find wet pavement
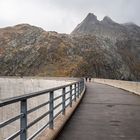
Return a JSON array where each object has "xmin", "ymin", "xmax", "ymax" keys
[{"xmin": 56, "ymin": 83, "xmax": 140, "ymax": 140}]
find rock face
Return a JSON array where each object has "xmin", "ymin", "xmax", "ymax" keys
[
  {"xmin": 71, "ymin": 13, "xmax": 140, "ymax": 41},
  {"xmin": 0, "ymin": 13, "xmax": 140, "ymax": 81},
  {"xmin": 71, "ymin": 13, "xmax": 140, "ymax": 80}
]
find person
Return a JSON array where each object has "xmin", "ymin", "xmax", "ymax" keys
[
  {"xmin": 89, "ymin": 77, "xmax": 91, "ymax": 82},
  {"xmin": 85, "ymin": 77, "xmax": 88, "ymax": 82}
]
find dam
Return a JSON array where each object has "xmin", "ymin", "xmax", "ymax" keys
[{"xmin": 0, "ymin": 77, "xmax": 140, "ymax": 140}]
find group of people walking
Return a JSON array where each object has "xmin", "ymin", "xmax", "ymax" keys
[{"xmin": 85, "ymin": 77, "xmax": 92, "ymax": 82}]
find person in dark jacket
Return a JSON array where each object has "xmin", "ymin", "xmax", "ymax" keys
[
  {"xmin": 89, "ymin": 77, "xmax": 92, "ymax": 82},
  {"xmin": 85, "ymin": 77, "xmax": 88, "ymax": 82}
]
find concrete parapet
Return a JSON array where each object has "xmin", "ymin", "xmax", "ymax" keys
[{"xmin": 94, "ymin": 78, "xmax": 140, "ymax": 95}]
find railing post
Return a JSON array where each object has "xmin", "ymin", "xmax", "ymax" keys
[
  {"xmin": 79, "ymin": 81, "xmax": 82, "ymax": 95},
  {"xmin": 74, "ymin": 83, "xmax": 76, "ymax": 102},
  {"xmin": 77, "ymin": 82, "xmax": 80, "ymax": 98},
  {"xmin": 20, "ymin": 99, "xmax": 27, "ymax": 140},
  {"xmin": 80, "ymin": 80, "xmax": 83, "ymax": 93},
  {"xmin": 70, "ymin": 85, "xmax": 72, "ymax": 107},
  {"xmin": 62, "ymin": 87, "xmax": 66, "ymax": 115},
  {"xmin": 49, "ymin": 91, "xmax": 54, "ymax": 129},
  {"xmin": 81, "ymin": 80, "xmax": 83, "ymax": 91},
  {"xmin": 83, "ymin": 80, "xmax": 85, "ymax": 90}
]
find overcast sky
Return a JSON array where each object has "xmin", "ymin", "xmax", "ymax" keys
[{"xmin": 0, "ymin": 0, "xmax": 140, "ymax": 33}]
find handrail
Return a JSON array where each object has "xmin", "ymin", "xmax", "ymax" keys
[
  {"xmin": 0, "ymin": 80, "xmax": 79, "ymax": 107},
  {"xmin": 0, "ymin": 78, "xmax": 85, "ymax": 140}
]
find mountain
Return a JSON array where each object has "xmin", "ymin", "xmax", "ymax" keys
[
  {"xmin": 0, "ymin": 13, "xmax": 140, "ymax": 80},
  {"xmin": 71, "ymin": 13, "xmax": 140, "ymax": 80},
  {"xmin": 0, "ymin": 24, "xmax": 80, "ymax": 76},
  {"xmin": 71, "ymin": 13, "xmax": 140, "ymax": 41}
]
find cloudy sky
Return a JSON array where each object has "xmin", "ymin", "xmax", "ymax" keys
[{"xmin": 0, "ymin": 0, "xmax": 139, "ymax": 33}]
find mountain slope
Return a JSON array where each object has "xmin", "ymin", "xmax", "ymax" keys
[
  {"xmin": 0, "ymin": 24, "xmax": 81, "ymax": 76},
  {"xmin": 0, "ymin": 13, "xmax": 140, "ymax": 80},
  {"xmin": 71, "ymin": 13, "xmax": 140, "ymax": 80}
]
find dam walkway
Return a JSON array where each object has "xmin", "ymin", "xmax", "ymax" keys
[{"xmin": 56, "ymin": 82, "xmax": 140, "ymax": 140}]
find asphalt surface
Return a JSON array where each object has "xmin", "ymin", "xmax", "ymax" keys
[{"xmin": 56, "ymin": 82, "xmax": 140, "ymax": 140}]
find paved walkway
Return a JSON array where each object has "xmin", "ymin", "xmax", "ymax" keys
[{"xmin": 56, "ymin": 83, "xmax": 140, "ymax": 140}]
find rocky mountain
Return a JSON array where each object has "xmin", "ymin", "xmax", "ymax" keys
[
  {"xmin": 71, "ymin": 13, "xmax": 140, "ymax": 80},
  {"xmin": 0, "ymin": 24, "xmax": 79, "ymax": 76},
  {"xmin": 71, "ymin": 13, "xmax": 140, "ymax": 41},
  {"xmin": 0, "ymin": 13, "xmax": 140, "ymax": 80}
]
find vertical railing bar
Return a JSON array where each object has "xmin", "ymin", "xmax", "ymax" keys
[
  {"xmin": 74, "ymin": 83, "xmax": 76, "ymax": 102},
  {"xmin": 49, "ymin": 91, "xmax": 54, "ymax": 129},
  {"xmin": 79, "ymin": 82, "xmax": 81, "ymax": 95},
  {"xmin": 79, "ymin": 82, "xmax": 80, "ymax": 96},
  {"xmin": 76, "ymin": 83, "xmax": 77, "ymax": 98},
  {"xmin": 83, "ymin": 79, "xmax": 85, "ymax": 90},
  {"xmin": 77, "ymin": 82, "xmax": 80, "ymax": 98},
  {"xmin": 82, "ymin": 80, "xmax": 83, "ymax": 92},
  {"xmin": 70, "ymin": 85, "xmax": 72, "ymax": 107},
  {"xmin": 81, "ymin": 80, "xmax": 83, "ymax": 94},
  {"xmin": 62, "ymin": 87, "xmax": 66, "ymax": 115},
  {"xmin": 20, "ymin": 99, "xmax": 27, "ymax": 140}
]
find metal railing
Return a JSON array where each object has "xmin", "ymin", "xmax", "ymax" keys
[{"xmin": 0, "ymin": 78, "xmax": 85, "ymax": 140}]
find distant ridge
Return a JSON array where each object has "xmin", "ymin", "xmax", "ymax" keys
[{"xmin": 71, "ymin": 13, "xmax": 140, "ymax": 41}]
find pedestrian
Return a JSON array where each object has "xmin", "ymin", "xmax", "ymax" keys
[
  {"xmin": 89, "ymin": 77, "xmax": 91, "ymax": 82},
  {"xmin": 85, "ymin": 77, "xmax": 88, "ymax": 82}
]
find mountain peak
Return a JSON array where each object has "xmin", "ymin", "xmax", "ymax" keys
[
  {"xmin": 86, "ymin": 13, "xmax": 97, "ymax": 19},
  {"xmin": 83, "ymin": 13, "xmax": 99, "ymax": 24},
  {"xmin": 102, "ymin": 16, "xmax": 115, "ymax": 24}
]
